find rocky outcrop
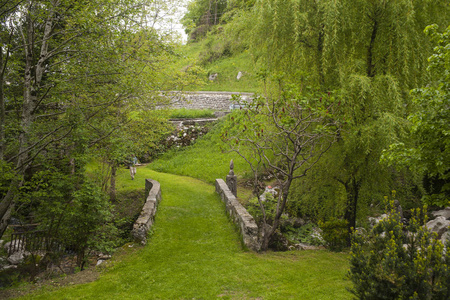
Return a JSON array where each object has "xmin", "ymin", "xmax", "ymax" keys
[
  {"xmin": 426, "ymin": 216, "xmax": 450, "ymax": 239},
  {"xmin": 432, "ymin": 207, "xmax": 450, "ymax": 220},
  {"xmin": 131, "ymin": 179, "xmax": 162, "ymax": 245},
  {"xmin": 215, "ymin": 179, "xmax": 260, "ymax": 251}
]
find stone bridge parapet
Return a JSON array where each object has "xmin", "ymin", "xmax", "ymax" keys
[
  {"xmin": 131, "ymin": 179, "xmax": 162, "ymax": 245},
  {"xmin": 215, "ymin": 179, "xmax": 260, "ymax": 251}
]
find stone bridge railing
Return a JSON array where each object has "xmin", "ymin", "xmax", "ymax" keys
[
  {"xmin": 131, "ymin": 179, "xmax": 162, "ymax": 245},
  {"xmin": 215, "ymin": 179, "xmax": 260, "ymax": 251},
  {"xmin": 215, "ymin": 162, "xmax": 260, "ymax": 251}
]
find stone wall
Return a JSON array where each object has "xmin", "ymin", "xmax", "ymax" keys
[
  {"xmin": 215, "ymin": 179, "xmax": 260, "ymax": 251},
  {"xmin": 164, "ymin": 91, "xmax": 254, "ymax": 111},
  {"xmin": 131, "ymin": 179, "xmax": 162, "ymax": 245}
]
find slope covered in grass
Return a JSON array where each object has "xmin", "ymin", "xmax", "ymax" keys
[
  {"xmin": 150, "ymin": 116, "xmax": 251, "ymax": 184},
  {"xmin": 20, "ymin": 168, "xmax": 351, "ymax": 299},
  {"xmin": 171, "ymin": 38, "xmax": 261, "ymax": 93}
]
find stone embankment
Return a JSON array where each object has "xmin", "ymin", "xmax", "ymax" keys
[
  {"xmin": 163, "ymin": 91, "xmax": 254, "ymax": 112},
  {"xmin": 131, "ymin": 179, "xmax": 162, "ymax": 245}
]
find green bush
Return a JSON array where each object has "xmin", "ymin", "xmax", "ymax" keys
[
  {"xmin": 349, "ymin": 201, "xmax": 450, "ymax": 299},
  {"xmin": 246, "ymin": 193, "xmax": 278, "ymax": 225},
  {"xmin": 318, "ymin": 219, "xmax": 348, "ymax": 251}
]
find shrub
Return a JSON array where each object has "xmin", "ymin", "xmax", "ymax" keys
[
  {"xmin": 318, "ymin": 219, "xmax": 348, "ymax": 251},
  {"xmin": 348, "ymin": 201, "xmax": 450, "ymax": 299}
]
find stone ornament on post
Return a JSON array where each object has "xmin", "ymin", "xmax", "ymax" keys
[{"xmin": 226, "ymin": 159, "xmax": 237, "ymax": 197}]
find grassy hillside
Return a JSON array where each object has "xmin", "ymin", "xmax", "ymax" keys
[
  {"xmin": 172, "ymin": 37, "xmax": 261, "ymax": 93},
  {"xmin": 150, "ymin": 116, "xmax": 251, "ymax": 185}
]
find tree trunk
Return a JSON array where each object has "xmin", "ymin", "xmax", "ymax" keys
[
  {"xmin": 367, "ymin": 17, "xmax": 378, "ymax": 78},
  {"xmin": 109, "ymin": 162, "xmax": 117, "ymax": 202},
  {"xmin": 343, "ymin": 176, "xmax": 361, "ymax": 245},
  {"xmin": 0, "ymin": 45, "xmax": 5, "ymax": 160},
  {"xmin": 0, "ymin": 3, "xmax": 56, "ymax": 239}
]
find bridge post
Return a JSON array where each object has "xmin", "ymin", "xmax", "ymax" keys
[{"xmin": 226, "ymin": 160, "xmax": 237, "ymax": 197}]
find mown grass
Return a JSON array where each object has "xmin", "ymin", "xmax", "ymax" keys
[
  {"xmin": 18, "ymin": 167, "xmax": 351, "ymax": 299},
  {"xmin": 167, "ymin": 108, "xmax": 216, "ymax": 119},
  {"xmin": 150, "ymin": 117, "xmax": 251, "ymax": 185}
]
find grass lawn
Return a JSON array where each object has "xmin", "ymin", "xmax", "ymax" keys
[
  {"xmin": 150, "ymin": 118, "xmax": 251, "ymax": 185},
  {"xmin": 17, "ymin": 166, "xmax": 351, "ymax": 299}
]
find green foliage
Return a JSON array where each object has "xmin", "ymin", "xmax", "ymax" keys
[
  {"xmin": 246, "ymin": 193, "xmax": 277, "ymax": 225},
  {"xmin": 181, "ymin": 0, "xmax": 228, "ymax": 40},
  {"xmin": 229, "ymin": 0, "xmax": 450, "ymax": 235},
  {"xmin": 283, "ymin": 223, "xmax": 325, "ymax": 246},
  {"xmin": 349, "ymin": 201, "xmax": 450, "ymax": 299},
  {"xmin": 0, "ymin": 161, "xmax": 17, "ymax": 197},
  {"xmin": 383, "ymin": 25, "xmax": 450, "ymax": 207},
  {"xmin": 68, "ymin": 181, "xmax": 116, "ymax": 251},
  {"xmin": 16, "ymin": 169, "xmax": 119, "ymax": 268},
  {"xmin": 318, "ymin": 219, "xmax": 348, "ymax": 252}
]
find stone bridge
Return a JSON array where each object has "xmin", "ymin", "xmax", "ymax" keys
[{"xmin": 162, "ymin": 91, "xmax": 254, "ymax": 111}]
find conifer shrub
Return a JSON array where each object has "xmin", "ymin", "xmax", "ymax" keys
[{"xmin": 348, "ymin": 200, "xmax": 450, "ymax": 299}]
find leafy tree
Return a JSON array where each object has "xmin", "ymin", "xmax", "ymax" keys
[
  {"xmin": 228, "ymin": 0, "xmax": 450, "ymax": 239},
  {"xmin": 0, "ymin": 0, "xmax": 183, "ymax": 238},
  {"xmin": 181, "ymin": 0, "xmax": 228, "ymax": 40},
  {"xmin": 222, "ymin": 80, "xmax": 340, "ymax": 250},
  {"xmin": 383, "ymin": 25, "xmax": 450, "ymax": 207}
]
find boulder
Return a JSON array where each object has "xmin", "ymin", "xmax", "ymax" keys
[
  {"xmin": 208, "ymin": 73, "xmax": 218, "ymax": 81},
  {"xmin": 7, "ymin": 250, "xmax": 30, "ymax": 265},
  {"xmin": 441, "ymin": 231, "xmax": 450, "ymax": 245},
  {"xmin": 368, "ymin": 214, "xmax": 388, "ymax": 227},
  {"xmin": 432, "ymin": 207, "xmax": 450, "ymax": 220},
  {"xmin": 426, "ymin": 216, "xmax": 450, "ymax": 239}
]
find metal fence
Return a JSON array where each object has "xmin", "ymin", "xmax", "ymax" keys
[{"xmin": 8, "ymin": 230, "xmax": 61, "ymax": 256}]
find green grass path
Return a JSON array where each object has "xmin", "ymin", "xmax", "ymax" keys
[{"xmin": 23, "ymin": 168, "xmax": 351, "ymax": 299}]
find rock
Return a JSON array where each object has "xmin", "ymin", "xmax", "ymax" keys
[
  {"xmin": 441, "ymin": 231, "xmax": 450, "ymax": 245},
  {"xmin": 4, "ymin": 239, "xmax": 25, "ymax": 253},
  {"xmin": 426, "ymin": 216, "xmax": 450, "ymax": 239},
  {"xmin": 1, "ymin": 265, "xmax": 17, "ymax": 271},
  {"xmin": 98, "ymin": 253, "xmax": 112, "ymax": 260},
  {"xmin": 7, "ymin": 250, "xmax": 30, "ymax": 265},
  {"xmin": 294, "ymin": 243, "xmax": 324, "ymax": 250},
  {"xmin": 259, "ymin": 186, "xmax": 279, "ymax": 202},
  {"xmin": 208, "ymin": 73, "xmax": 218, "ymax": 81},
  {"xmin": 311, "ymin": 227, "xmax": 325, "ymax": 244},
  {"xmin": 368, "ymin": 214, "xmax": 388, "ymax": 227},
  {"xmin": 292, "ymin": 218, "xmax": 306, "ymax": 228},
  {"xmin": 96, "ymin": 260, "xmax": 105, "ymax": 266},
  {"xmin": 432, "ymin": 207, "xmax": 450, "ymax": 220},
  {"xmin": 236, "ymin": 71, "xmax": 243, "ymax": 80}
]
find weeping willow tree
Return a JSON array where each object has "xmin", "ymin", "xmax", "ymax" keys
[{"xmin": 234, "ymin": 0, "xmax": 450, "ymax": 238}]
